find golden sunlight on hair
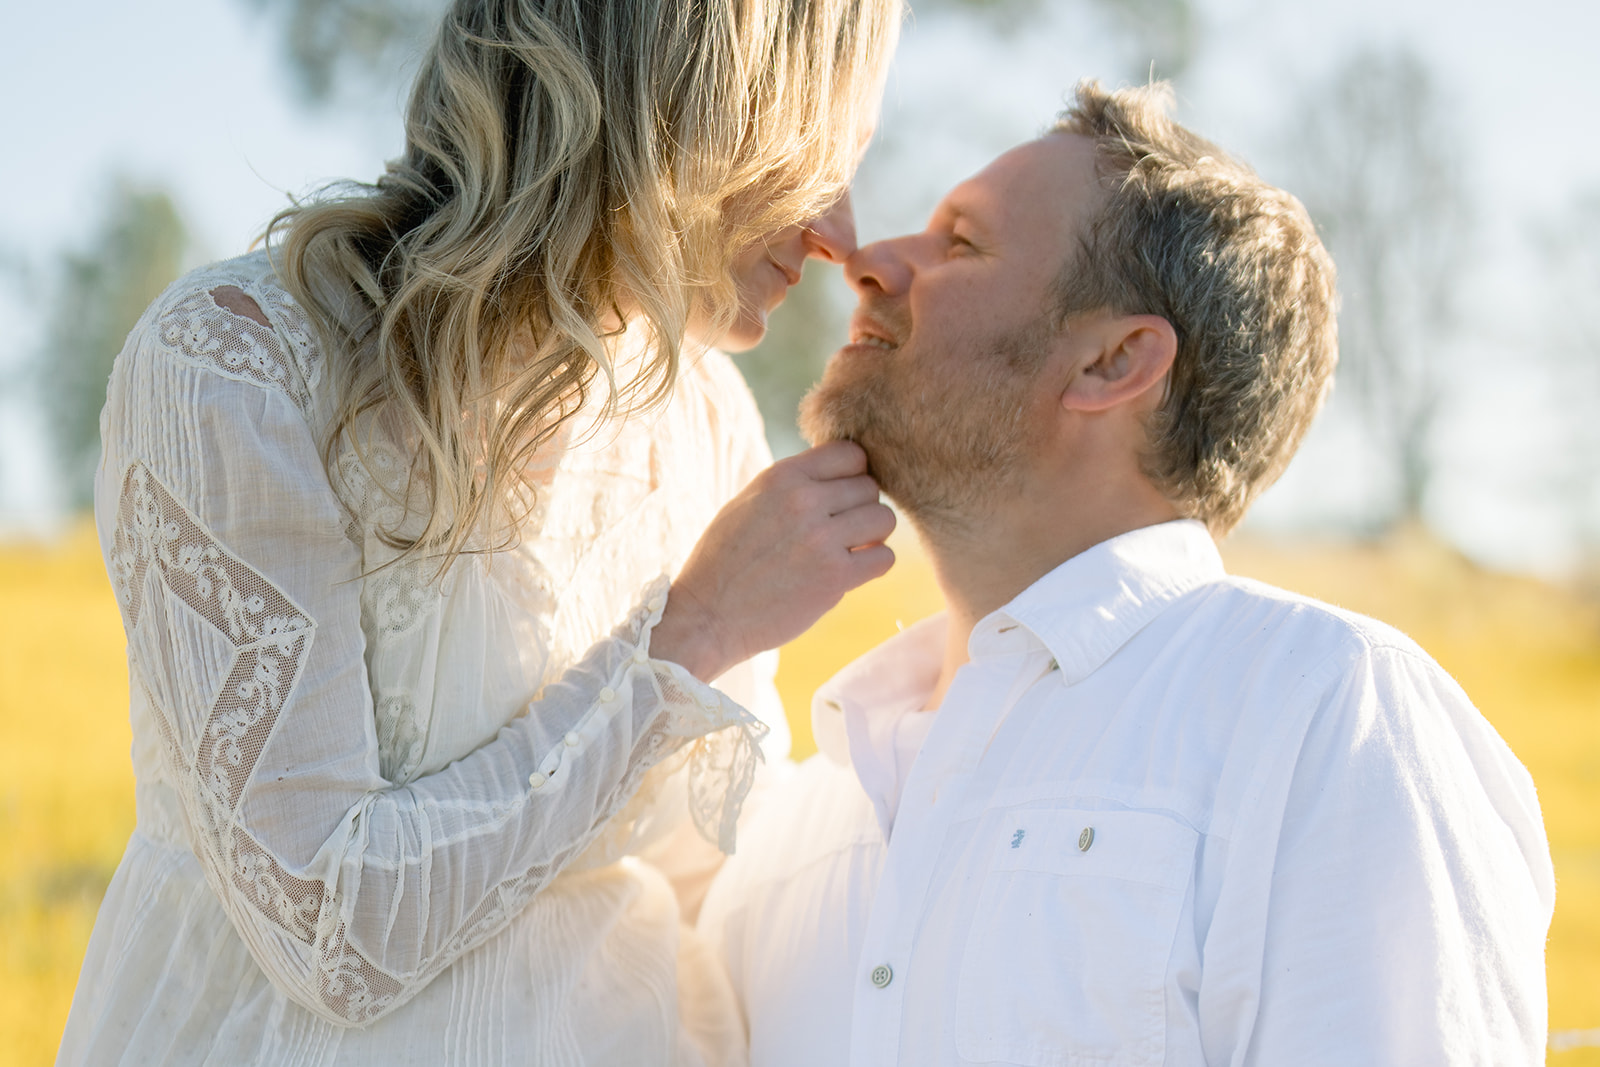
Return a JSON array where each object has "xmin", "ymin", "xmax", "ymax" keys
[{"xmin": 267, "ymin": 0, "xmax": 902, "ymax": 569}]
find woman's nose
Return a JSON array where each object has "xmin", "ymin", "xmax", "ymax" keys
[{"xmin": 801, "ymin": 191, "xmax": 858, "ymax": 264}]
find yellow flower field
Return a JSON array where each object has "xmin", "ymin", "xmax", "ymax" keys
[{"xmin": 2, "ymin": 522, "xmax": 1597, "ymax": 1064}]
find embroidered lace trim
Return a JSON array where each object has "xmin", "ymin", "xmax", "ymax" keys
[
  {"xmin": 151, "ymin": 252, "xmax": 320, "ymax": 414},
  {"xmin": 112, "ymin": 461, "xmax": 403, "ymax": 1021},
  {"xmin": 111, "ymin": 464, "xmax": 765, "ymax": 1022}
]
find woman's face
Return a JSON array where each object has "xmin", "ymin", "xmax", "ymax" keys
[{"xmin": 708, "ymin": 192, "xmax": 859, "ymax": 353}]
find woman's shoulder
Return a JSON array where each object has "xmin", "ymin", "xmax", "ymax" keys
[{"xmin": 131, "ymin": 249, "xmax": 325, "ymax": 417}]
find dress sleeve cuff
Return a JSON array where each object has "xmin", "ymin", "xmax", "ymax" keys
[{"xmin": 637, "ymin": 576, "xmax": 769, "ymax": 854}]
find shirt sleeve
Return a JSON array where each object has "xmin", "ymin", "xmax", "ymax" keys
[
  {"xmin": 96, "ymin": 278, "xmax": 764, "ymax": 1028},
  {"xmin": 1239, "ymin": 643, "xmax": 1554, "ymax": 1065}
]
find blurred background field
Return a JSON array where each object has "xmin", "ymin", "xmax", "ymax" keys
[{"xmin": 3, "ymin": 524, "xmax": 1598, "ymax": 1064}]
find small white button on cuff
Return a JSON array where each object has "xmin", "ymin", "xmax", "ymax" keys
[
  {"xmin": 648, "ymin": 595, "xmax": 667, "ymax": 613},
  {"xmin": 599, "ymin": 686, "xmax": 616, "ymax": 703},
  {"xmin": 632, "ymin": 647, "xmax": 649, "ymax": 664},
  {"xmin": 869, "ymin": 964, "xmax": 893, "ymax": 989},
  {"xmin": 564, "ymin": 732, "xmax": 581, "ymax": 748},
  {"xmin": 528, "ymin": 771, "xmax": 548, "ymax": 790}
]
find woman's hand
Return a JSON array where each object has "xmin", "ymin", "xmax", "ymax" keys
[{"xmin": 652, "ymin": 440, "xmax": 896, "ymax": 681}]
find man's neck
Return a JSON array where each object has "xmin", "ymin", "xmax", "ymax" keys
[{"xmin": 914, "ymin": 481, "xmax": 1182, "ymax": 709}]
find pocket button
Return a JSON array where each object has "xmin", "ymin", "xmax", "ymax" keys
[{"xmin": 870, "ymin": 964, "xmax": 894, "ymax": 989}]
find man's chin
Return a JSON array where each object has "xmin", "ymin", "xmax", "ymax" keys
[
  {"xmin": 796, "ymin": 382, "xmax": 853, "ymax": 450},
  {"xmin": 798, "ymin": 375, "xmax": 928, "ymax": 510}
]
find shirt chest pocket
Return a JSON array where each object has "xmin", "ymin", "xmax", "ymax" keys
[{"xmin": 956, "ymin": 808, "xmax": 1198, "ymax": 1067}]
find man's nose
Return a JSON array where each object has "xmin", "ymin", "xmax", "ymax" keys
[
  {"xmin": 844, "ymin": 235, "xmax": 915, "ymax": 298},
  {"xmin": 801, "ymin": 191, "xmax": 858, "ymax": 264}
]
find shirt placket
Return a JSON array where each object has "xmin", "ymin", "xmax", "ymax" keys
[{"xmin": 847, "ymin": 647, "xmax": 1036, "ymax": 1066}]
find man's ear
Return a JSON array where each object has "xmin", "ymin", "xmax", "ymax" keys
[{"xmin": 1060, "ymin": 314, "xmax": 1177, "ymax": 414}]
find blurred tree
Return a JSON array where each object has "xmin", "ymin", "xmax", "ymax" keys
[
  {"xmin": 1537, "ymin": 188, "xmax": 1600, "ymax": 547},
  {"xmin": 921, "ymin": 0, "xmax": 1195, "ymax": 81},
  {"xmin": 0, "ymin": 246, "xmax": 36, "ymax": 394},
  {"xmin": 1286, "ymin": 47, "xmax": 1472, "ymax": 531},
  {"xmin": 244, "ymin": 0, "xmax": 1197, "ymax": 103},
  {"xmin": 38, "ymin": 179, "xmax": 188, "ymax": 509},
  {"xmin": 245, "ymin": 0, "xmax": 443, "ymax": 103}
]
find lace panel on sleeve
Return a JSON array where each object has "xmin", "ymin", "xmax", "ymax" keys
[
  {"xmin": 150, "ymin": 254, "xmax": 321, "ymax": 414},
  {"xmin": 112, "ymin": 464, "xmax": 767, "ymax": 1023},
  {"xmin": 111, "ymin": 461, "xmax": 404, "ymax": 1022}
]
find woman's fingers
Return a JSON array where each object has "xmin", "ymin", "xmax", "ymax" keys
[
  {"xmin": 653, "ymin": 443, "xmax": 899, "ymax": 682},
  {"xmin": 845, "ymin": 541, "xmax": 896, "ymax": 581},
  {"xmin": 829, "ymin": 499, "xmax": 897, "ymax": 551},
  {"xmin": 787, "ymin": 438, "xmax": 870, "ymax": 481},
  {"xmin": 815, "ymin": 474, "xmax": 883, "ymax": 516}
]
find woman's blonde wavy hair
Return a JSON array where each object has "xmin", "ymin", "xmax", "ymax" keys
[{"xmin": 268, "ymin": 0, "xmax": 900, "ymax": 566}]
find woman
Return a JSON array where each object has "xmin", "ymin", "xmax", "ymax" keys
[{"xmin": 57, "ymin": 0, "xmax": 901, "ymax": 1063}]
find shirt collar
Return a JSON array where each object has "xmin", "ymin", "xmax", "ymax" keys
[
  {"xmin": 969, "ymin": 519, "xmax": 1224, "ymax": 685},
  {"xmin": 812, "ymin": 614, "xmax": 946, "ymax": 770},
  {"xmin": 806, "ymin": 520, "xmax": 1224, "ymax": 824}
]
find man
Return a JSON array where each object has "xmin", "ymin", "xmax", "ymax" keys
[{"xmin": 696, "ymin": 82, "xmax": 1553, "ymax": 1065}]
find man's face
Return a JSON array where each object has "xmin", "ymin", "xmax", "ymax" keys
[{"xmin": 799, "ymin": 133, "xmax": 1104, "ymax": 525}]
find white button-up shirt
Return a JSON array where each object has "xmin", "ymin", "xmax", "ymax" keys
[{"xmin": 699, "ymin": 520, "xmax": 1554, "ymax": 1066}]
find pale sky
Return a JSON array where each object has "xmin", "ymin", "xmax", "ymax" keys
[{"xmin": 2, "ymin": 0, "xmax": 1597, "ymax": 570}]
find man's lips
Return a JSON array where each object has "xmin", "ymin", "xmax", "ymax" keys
[{"xmin": 847, "ymin": 311, "xmax": 899, "ymax": 351}]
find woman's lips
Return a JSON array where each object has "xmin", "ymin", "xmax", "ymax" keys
[{"xmin": 768, "ymin": 254, "xmax": 801, "ymax": 288}]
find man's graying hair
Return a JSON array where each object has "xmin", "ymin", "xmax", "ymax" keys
[{"xmin": 1052, "ymin": 81, "xmax": 1338, "ymax": 535}]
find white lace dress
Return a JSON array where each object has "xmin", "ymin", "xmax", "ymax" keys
[{"xmin": 57, "ymin": 251, "xmax": 785, "ymax": 1066}]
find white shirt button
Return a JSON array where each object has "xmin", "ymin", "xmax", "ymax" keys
[
  {"xmin": 648, "ymin": 595, "xmax": 667, "ymax": 613},
  {"xmin": 632, "ymin": 647, "xmax": 649, "ymax": 664},
  {"xmin": 564, "ymin": 732, "xmax": 581, "ymax": 748},
  {"xmin": 869, "ymin": 964, "xmax": 893, "ymax": 989},
  {"xmin": 528, "ymin": 771, "xmax": 548, "ymax": 790},
  {"xmin": 599, "ymin": 686, "xmax": 617, "ymax": 703},
  {"xmin": 1078, "ymin": 826, "xmax": 1095, "ymax": 852}
]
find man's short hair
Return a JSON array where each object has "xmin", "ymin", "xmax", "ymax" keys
[{"xmin": 1052, "ymin": 81, "xmax": 1338, "ymax": 535}]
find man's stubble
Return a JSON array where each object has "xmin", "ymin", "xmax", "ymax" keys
[{"xmin": 798, "ymin": 310, "xmax": 1055, "ymax": 537}]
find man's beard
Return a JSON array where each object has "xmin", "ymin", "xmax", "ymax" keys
[{"xmin": 799, "ymin": 315, "xmax": 1052, "ymax": 535}]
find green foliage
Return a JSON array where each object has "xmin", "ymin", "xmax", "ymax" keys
[{"xmin": 39, "ymin": 179, "xmax": 188, "ymax": 510}]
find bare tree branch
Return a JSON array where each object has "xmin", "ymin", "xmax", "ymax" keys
[
  {"xmin": 1286, "ymin": 46, "xmax": 1473, "ymax": 528},
  {"xmin": 1535, "ymin": 187, "xmax": 1600, "ymax": 545}
]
